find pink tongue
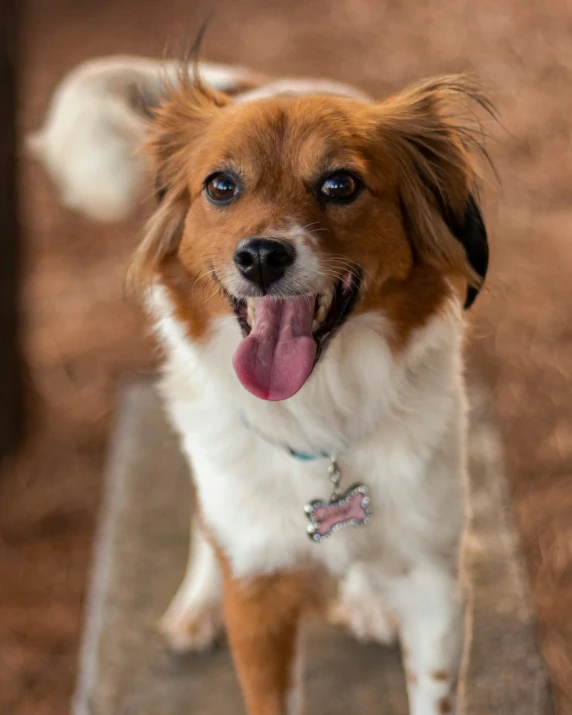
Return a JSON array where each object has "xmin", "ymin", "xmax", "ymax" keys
[{"xmin": 233, "ymin": 296, "xmax": 317, "ymax": 401}]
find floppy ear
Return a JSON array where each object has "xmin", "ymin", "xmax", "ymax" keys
[
  {"xmin": 128, "ymin": 78, "xmax": 230, "ymax": 291},
  {"xmin": 435, "ymin": 191, "xmax": 488, "ymax": 308},
  {"xmin": 377, "ymin": 75, "xmax": 493, "ymax": 308}
]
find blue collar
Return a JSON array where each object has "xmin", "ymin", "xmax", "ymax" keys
[
  {"xmin": 241, "ymin": 414, "xmax": 331, "ymax": 461},
  {"xmin": 287, "ymin": 448, "xmax": 331, "ymax": 461}
]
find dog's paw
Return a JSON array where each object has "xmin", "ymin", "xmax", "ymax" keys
[
  {"xmin": 159, "ymin": 601, "xmax": 224, "ymax": 653},
  {"xmin": 327, "ymin": 597, "xmax": 398, "ymax": 645}
]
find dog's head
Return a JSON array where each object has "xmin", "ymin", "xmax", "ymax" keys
[{"xmin": 133, "ymin": 74, "xmax": 491, "ymax": 401}]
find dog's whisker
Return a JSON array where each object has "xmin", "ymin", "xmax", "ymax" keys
[
  {"xmin": 299, "ymin": 221, "xmax": 322, "ymax": 232},
  {"xmin": 192, "ymin": 267, "xmax": 216, "ymax": 288}
]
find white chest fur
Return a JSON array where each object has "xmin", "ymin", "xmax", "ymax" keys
[{"xmin": 151, "ymin": 287, "xmax": 467, "ymax": 581}]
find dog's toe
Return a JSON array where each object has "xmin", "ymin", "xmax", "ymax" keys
[
  {"xmin": 328, "ymin": 598, "xmax": 398, "ymax": 645},
  {"xmin": 159, "ymin": 602, "xmax": 224, "ymax": 653}
]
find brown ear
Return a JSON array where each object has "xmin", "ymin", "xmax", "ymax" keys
[
  {"xmin": 377, "ymin": 75, "xmax": 493, "ymax": 308},
  {"xmin": 129, "ymin": 78, "xmax": 230, "ymax": 292},
  {"xmin": 148, "ymin": 75, "xmax": 230, "ymax": 200}
]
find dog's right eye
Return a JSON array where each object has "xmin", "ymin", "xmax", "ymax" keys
[{"xmin": 205, "ymin": 172, "xmax": 239, "ymax": 204}]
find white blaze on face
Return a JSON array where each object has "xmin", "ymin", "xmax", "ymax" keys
[{"xmin": 228, "ymin": 226, "xmax": 349, "ymax": 402}]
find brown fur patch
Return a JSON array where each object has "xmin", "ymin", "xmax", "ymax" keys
[
  {"xmin": 201, "ymin": 525, "xmax": 325, "ymax": 715},
  {"xmin": 220, "ymin": 566, "xmax": 324, "ymax": 715},
  {"xmin": 433, "ymin": 670, "xmax": 450, "ymax": 681},
  {"xmin": 360, "ymin": 263, "xmax": 453, "ymax": 349},
  {"xmin": 438, "ymin": 697, "xmax": 453, "ymax": 714},
  {"xmin": 157, "ymin": 252, "xmax": 230, "ymax": 342},
  {"xmin": 222, "ymin": 572, "xmax": 301, "ymax": 715}
]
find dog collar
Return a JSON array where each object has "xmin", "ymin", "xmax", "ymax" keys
[
  {"xmin": 241, "ymin": 413, "xmax": 331, "ymax": 460},
  {"xmin": 240, "ymin": 413, "xmax": 373, "ymax": 541},
  {"xmin": 288, "ymin": 448, "xmax": 330, "ymax": 461}
]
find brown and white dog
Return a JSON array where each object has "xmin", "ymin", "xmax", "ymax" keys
[{"xmin": 31, "ymin": 56, "xmax": 493, "ymax": 715}]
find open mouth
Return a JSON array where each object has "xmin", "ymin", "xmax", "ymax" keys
[{"xmin": 228, "ymin": 270, "xmax": 362, "ymax": 401}]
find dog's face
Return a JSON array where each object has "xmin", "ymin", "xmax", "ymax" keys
[{"xmin": 134, "ymin": 77, "xmax": 489, "ymax": 401}]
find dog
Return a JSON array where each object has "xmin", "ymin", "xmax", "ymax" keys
[{"xmin": 31, "ymin": 56, "xmax": 492, "ymax": 715}]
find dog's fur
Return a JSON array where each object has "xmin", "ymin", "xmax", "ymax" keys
[{"xmin": 31, "ymin": 56, "xmax": 493, "ymax": 715}]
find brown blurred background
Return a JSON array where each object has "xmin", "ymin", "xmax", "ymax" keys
[{"xmin": 1, "ymin": 0, "xmax": 572, "ymax": 713}]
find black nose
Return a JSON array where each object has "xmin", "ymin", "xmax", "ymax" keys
[{"xmin": 233, "ymin": 238, "xmax": 296, "ymax": 292}]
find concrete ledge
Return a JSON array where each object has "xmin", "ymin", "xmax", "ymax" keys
[{"xmin": 72, "ymin": 381, "xmax": 553, "ymax": 715}]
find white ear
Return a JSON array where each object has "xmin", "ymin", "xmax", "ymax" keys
[{"xmin": 28, "ymin": 56, "xmax": 260, "ymax": 223}]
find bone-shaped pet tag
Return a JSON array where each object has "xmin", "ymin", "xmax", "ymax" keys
[
  {"xmin": 304, "ymin": 458, "xmax": 372, "ymax": 543},
  {"xmin": 305, "ymin": 484, "xmax": 372, "ymax": 542}
]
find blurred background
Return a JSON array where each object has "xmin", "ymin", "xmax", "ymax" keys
[{"xmin": 1, "ymin": 0, "xmax": 572, "ymax": 713}]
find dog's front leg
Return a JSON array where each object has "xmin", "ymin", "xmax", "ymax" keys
[
  {"xmin": 223, "ymin": 570, "xmax": 305, "ymax": 715},
  {"xmin": 388, "ymin": 564, "xmax": 464, "ymax": 715},
  {"xmin": 160, "ymin": 518, "xmax": 223, "ymax": 651}
]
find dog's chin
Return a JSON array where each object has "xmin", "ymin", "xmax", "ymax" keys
[{"xmin": 225, "ymin": 271, "xmax": 362, "ymax": 401}]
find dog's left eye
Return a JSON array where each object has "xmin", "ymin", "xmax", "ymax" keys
[
  {"xmin": 320, "ymin": 172, "xmax": 360, "ymax": 203},
  {"xmin": 205, "ymin": 172, "xmax": 239, "ymax": 204}
]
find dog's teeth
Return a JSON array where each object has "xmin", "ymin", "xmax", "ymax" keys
[
  {"xmin": 315, "ymin": 304, "xmax": 328, "ymax": 324},
  {"xmin": 246, "ymin": 299, "xmax": 255, "ymax": 326},
  {"xmin": 317, "ymin": 288, "xmax": 334, "ymax": 323},
  {"xmin": 313, "ymin": 291, "xmax": 332, "ymax": 331},
  {"xmin": 322, "ymin": 286, "xmax": 334, "ymax": 305}
]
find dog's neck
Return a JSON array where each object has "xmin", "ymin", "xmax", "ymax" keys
[{"xmin": 152, "ymin": 285, "xmax": 464, "ymax": 458}]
